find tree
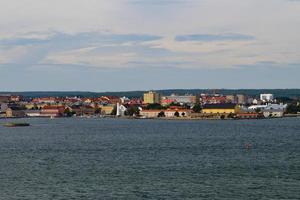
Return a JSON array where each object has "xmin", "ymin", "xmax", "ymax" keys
[
  {"xmin": 125, "ymin": 106, "xmax": 140, "ymax": 116},
  {"xmin": 192, "ymin": 103, "xmax": 202, "ymax": 113},
  {"xmin": 227, "ymin": 113, "xmax": 235, "ymax": 119},
  {"xmin": 181, "ymin": 112, "xmax": 186, "ymax": 117},
  {"xmin": 286, "ymin": 102, "xmax": 300, "ymax": 114},
  {"xmin": 64, "ymin": 108, "xmax": 75, "ymax": 117},
  {"xmin": 147, "ymin": 103, "xmax": 164, "ymax": 110},
  {"xmin": 157, "ymin": 111, "xmax": 165, "ymax": 118},
  {"xmin": 174, "ymin": 111, "xmax": 180, "ymax": 117},
  {"xmin": 111, "ymin": 106, "xmax": 117, "ymax": 115},
  {"xmin": 95, "ymin": 108, "xmax": 101, "ymax": 114},
  {"xmin": 255, "ymin": 108, "xmax": 262, "ymax": 113}
]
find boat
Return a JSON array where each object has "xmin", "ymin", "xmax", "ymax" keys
[{"xmin": 3, "ymin": 123, "xmax": 30, "ymax": 127}]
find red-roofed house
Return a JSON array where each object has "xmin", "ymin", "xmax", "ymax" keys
[{"xmin": 41, "ymin": 106, "xmax": 65, "ymax": 117}]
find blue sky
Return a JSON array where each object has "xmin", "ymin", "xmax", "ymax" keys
[{"xmin": 0, "ymin": 0, "xmax": 300, "ymax": 91}]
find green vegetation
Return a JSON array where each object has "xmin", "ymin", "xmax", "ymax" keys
[
  {"xmin": 286, "ymin": 102, "xmax": 300, "ymax": 114},
  {"xmin": 125, "ymin": 106, "xmax": 140, "ymax": 116},
  {"xmin": 147, "ymin": 103, "xmax": 165, "ymax": 110},
  {"xmin": 174, "ymin": 111, "xmax": 180, "ymax": 117},
  {"xmin": 157, "ymin": 111, "xmax": 165, "ymax": 118},
  {"xmin": 64, "ymin": 108, "xmax": 75, "ymax": 117},
  {"xmin": 227, "ymin": 113, "xmax": 235, "ymax": 119},
  {"xmin": 111, "ymin": 106, "xmax": 117, "ymax": 115},
  {"xmin": 192, "ymin": 103, "xmax": 202, "ymax": 113}
]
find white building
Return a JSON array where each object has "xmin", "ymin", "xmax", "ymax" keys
[
  {"xmin": 260, "ymin": 94, "xmax": 274, "ymax": 102},
  {"xmin": 262, "ymin": 103, "xmax": 287, "ymax": 118},
  {"xmin": 162, "ymin": 94, "xmax": 196, "ymax": 104}
]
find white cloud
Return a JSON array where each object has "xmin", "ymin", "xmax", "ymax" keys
[{"xmin": 0, "ymin": 0, "xmax": 300, "ymax": 70}]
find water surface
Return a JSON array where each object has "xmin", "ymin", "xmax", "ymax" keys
[{"xmin": 0, "ymin": 118, "xmax": 299, "ymax": 199}]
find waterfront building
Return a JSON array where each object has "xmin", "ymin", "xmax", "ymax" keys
[
  {"xmin": 40, "ymin": 106, "xmax": 65, "ymax": 117},
  {"xmin": 5, "ymin": 107, "xmax": 26, "ymax": 118},
  {"xmin": 262, "ymin": 103, "xmax": 287, "ymax": 118},
  {"xmin": 263, "ymin": 109, "xmax": 284, "ymax": 118},
  {"xmin": 202, "ymin": 103, "xmax": 240, "ymax": 114},
  {"xmin": 143, "ymin": 91, "xmax": 161, "ymax": 104},
  {"xmin": 164, "ymin": 109, "xmax": 191, "ymax": 118},
  {"xmin": 24, "ymin": 110, "xmax": 41, "ymax": 117},
  {"xmin": 139, "ymin": 110, "xmax": 162, "ymax": 118},
  {"xmin": 100, "ymin": 105, "xmax": 115, "ymax": 115}
]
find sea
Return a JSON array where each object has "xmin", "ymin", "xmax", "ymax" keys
[{"xmin": 0, "ymin": 117, "xmax": 299, "ymax": 199}]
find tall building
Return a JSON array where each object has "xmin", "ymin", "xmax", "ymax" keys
[
  {"xmin": 237, "ymin": 94, "xmax": 247, "ymax": 105},
  {"xmin": 143, "ymin": 91, "xmax": 161, "ymax": 104},
  {"xmin": 260, "ymin": 94, "xmax": 274, "ymax": 102}
]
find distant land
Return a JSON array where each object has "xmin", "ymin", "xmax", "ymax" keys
[{"xmin": 1, "ymin": 89, "xmax": 300, "ymax": 99}]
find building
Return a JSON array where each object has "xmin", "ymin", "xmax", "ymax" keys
[
  {"xmin": 160, "ymin": 98, "xmax": 176, "ymax": 106},
  {"xmin": 40, "ymin": 106, "xmax": 65, "ymax": 117},
  {"xmin": 143, "ymin": 91, "xmax": 161, "ymax": 104},
  {"xmin": 139, "ymin": 110, "xmax": 162, "ymax": 118},
  {"xmin": 164, "ymin": 109, "xmax": 191, "ymax": 117},
  {"xmin": 260, "ymin": 94, "xmax": 274, "ymax": 102},
  {"xmin": 5, "ymin": 107, "xmax": 26, "ymax": 118},
  {"xmin": 162, "ymin": 94, "xmax": 197, "ymax": 105},
  {"xmin": 262, "ymin": 103, "xmax": 287, "ymax": 118},
  {"xmin": 237, "ymin": 94, "xmax": 247, "ymax": 105},
  {"xmin": 0, "ymin": 95, "xmax": 10, "ymax": 103},
  {"xmin": 24, "ymin": 110, "xmax": 41, "ymax": 117},
  {"xmin": 201, "ymin": 95, "xmax": 227, "ymax": 104},
  {"xmin": 70, "ymin": 105, "xmax": 96, "ymax": 116},
  {"xmin": 263, "ymin": 109, "xmax": 284, "ymax": 118},
  {"xmin": 202, "ymin": 103, "xmax": 240, "ymax": 114},
  {"xmin": 32, "ymin": 97, "xmax": 58, "ymax": 104},
  {"xmin": 100, "ymin": 105, "xmax": 115, "ymax": 115},
  {"xmin": 226, "ymin": 95, "xmax": 237, "ymax": 103}
]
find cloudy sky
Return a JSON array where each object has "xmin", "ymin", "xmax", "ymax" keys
[{"xmin": 0, "ymin": 0, "xmax": 300, "ymax": 91}]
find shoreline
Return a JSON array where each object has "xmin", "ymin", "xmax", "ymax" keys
[{"xmin": 1, "ymin": 115, "xmax": 299, "ymax": 121}]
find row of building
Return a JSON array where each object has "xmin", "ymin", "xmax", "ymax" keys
[{"xmin": 0, "ymin": 92, "xmax": 285, "ymax": 119}]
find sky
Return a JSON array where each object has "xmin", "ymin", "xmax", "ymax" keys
[{"xmin": 0, "ymin": 0, "xmax": 300, "ymax": 91}]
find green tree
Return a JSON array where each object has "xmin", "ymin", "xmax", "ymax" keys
[
  {"xmin": 192, "ymin": 103, "xmax": 202, "ymax": 113},
  {"xmin": 111, "ymin": 106, "xmax": 117, "ymax": 115},
  {"xmin": 64, "ymin": 108, "xmax": 75, "ymax": 117},
  {"xmin": 286, "ymin": 102, "xmax": 300, "ymax": 114},
  {"xmin": 147, "ymin": 103, "xmax": 164, "ymax": 110},
  {"xmin": 125, "ymin": 106, "xmax": 140, "ymax": 116},
  {"xmin": 157, "ymin": 111, "xmax": 165, "ymax": 118},
  {"xmin": 255, "ymin": 108, "xmax": 262, "ymax": 113},
  {"xmin": 174, "ymin": 111, "xmax": 180, "ymax": 117}
]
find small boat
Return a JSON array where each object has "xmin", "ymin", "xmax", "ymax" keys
[{"xmin": 3, "ymin": 123, "xmax": 30, "ymax": 127}]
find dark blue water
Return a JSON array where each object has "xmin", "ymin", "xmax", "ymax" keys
[{"xmin": 0, "ymin": 118, "xmax": 299, "ymax": 199}]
